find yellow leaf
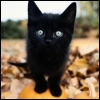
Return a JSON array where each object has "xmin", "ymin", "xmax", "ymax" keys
[
  {"xmin": 68, "ymin": 58, "xmax": 89, "ymax": 76},
  {"xmin": 68, "ymin": 58, "xmax": 88, "ymax": 70},
  {"xmin": 11, "ymin": 66, "xmax": 20, "ymax": 76},
  {"xmin": 1, "ymin": 91, "xmax": 11, "ymax": 99}
]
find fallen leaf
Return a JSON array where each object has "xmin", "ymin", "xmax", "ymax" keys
[
  {"xmin": 8, "ymin": 55, "xmax": 26, "ymax": 63},
  {"xmin": 70, "ymin": 77, "xmax": 79, "ymax": 88},
  {"xmin": 68, "ymin": 58, "xmax": 89, "ymax": 76},
  {"xmin": 65, "ymin": 85, "xmax": 82, "ymax": 99},
  {"xmin": 61, "ymin": 72, "xmax": 71, "ymax": 86},
  {"xmin": 20, "ymin": 78, "xmax": 33, "ymax": 85},
  {"xmin": 79, "ymin": 46, "xmax": 98, "ymax": 56},
  {"xmin": 2, "ymin": 77, "xmax": 11, "ymax": 82},
  {"xmin": 68, "ymin": 58, "xmax": 88, "ymax": 70},
  {"xmin": 11, "ymin": 66, "xmax": 20, "ymax": 76},
  {"xmin": 89, "ymin": 76, "xmax": 98, "ymax": 83},
  {"xmin": 80, "ymin": 77, "xmax": 99, "ymax": 90},
  {"xmin": 88, "ymin": 71, "xmax": 99, "ymax": 77},
  {"xmin": 3, "ymin": 73, "xmax": 15, "ymax": 79},
  {"xmin": 1, "ymin": 82, "xmax": 11, "ymax": 92},
  {"xmin": 1, "ymin": 91, "xmax": 11, "ymax": 99},
  {"xmin": 77, "ymin": 67, "xmax": 88, "ymax": 76},
  {"xmin": 10, "ymin": 79, "xmax": 25, "ymax": 94},
  {"xmin": 5, "ymin": 93, "xmax": 18, "ymax": 99},
  {"xmin": 2, "ymin": 68, "xmax": 13, "ymax": 75},
  {"xmin": 93, "ymin": 52, "xmax": 99, "ymax": 61}
]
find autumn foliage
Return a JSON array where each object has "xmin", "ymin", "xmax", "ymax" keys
[{"xmin": 1, "ymin": 39, "xmax": 99, "ymax": 99}]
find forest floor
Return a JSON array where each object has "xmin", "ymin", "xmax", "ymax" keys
[{"xmin": 1, "ymin": 38, "xmax": 99, "ymax": 99}]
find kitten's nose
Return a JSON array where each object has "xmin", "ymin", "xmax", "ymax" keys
[
  {"xmin": 46, "ymin": 39, "xmax": 52, "ymax": 43},
  {"xmin": 45, "ymin": 39, "xmax": 52, "ymax": 45}
]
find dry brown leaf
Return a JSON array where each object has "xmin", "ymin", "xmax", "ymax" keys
[
  {"xmin": 68, "ymin": 58, "xmax": 89, "ymax": 76},
  {"xmin": 70, "ymin": 46, "xmax": 79, "ymax": 56},
  {"xmin": 10, "ymin": 79, "xmax": 25, "ymax": 94},
  {"xmin": 2, "ymin": 73, "xmax": 15, "ymax": 79},
  {"xmin": 1, "ymin": 82, "xmax": 11, "ymax": 92},
  {"xmin": 19, "ymin": 57, "xmax": 26, "ymax": 63},
  {"xmin": 8, "ymin": 55, "xmax": 26, "ymax": 63},
  {"xmin": 79, "ymin": 46, "xmax": 97, "ymax": 56},
  {"xmin": 18, "ymin": 67, "xmax": 27, "ymax": 74},
  {"xmin": 2, "ymin": 65, "xmax": 20, "ymax": 78},
  {"xmin": 77, "ymin": 67, "xmax": 88, "ymax": 76},
  {"xmin": 80, "ymin": 79, "xmax": 88, "ymax": 87},
  {"xmin": 2, "ymin": 77, "xmax": 11, "ymax": 82},
  {"xmin": 1, "ymin": 91, "xmax": 11, "ymax": 99},
  {"xmin": 1, "ymin": 77, "xmax": 11, "ymax": 91},
  {"xmin": 80, "ymin": 77, "xmax": 99, "ymax": 90},
  {"xmin": 18, "ymin": 73, "xmax": 24, "ymax": 78},
  {"xmin": 68, "ymin": 58, "xmax": 88, "ymax": 70},
  {"xmin": 2, "ymin": 68, "xmax": 13, "ymax": 75},
  {"xmin": 20, "ymin": 78, "xmax": 33, "ymax": 85},
  {"xmin": 69, "ymin": 55, "xmax": 75, "ymax": 62},
  {"xmin": 5, "ymin": 93, "xmax": 18, "ymax": 99},
  {"xmin": 1, "ymin": 54, "xmax": 10, "ymax": 60},
  {"xmin": 65, "ymin": 85, "xmax": 82, "ymax": 99},
  {"xmin": 62, "ymin": 70, "xmax": 70, "ymax": 80},
  {"xmin": 70, "ymin": 77, "xmax": 79, "ymax": 88},
  {"xmin": 88, "ymin": 77, "xmax": 98, "ymax": 83},
  {"xmin": 87, "ymin": 64, "xmax": 99, "ymax": 75},
  {"xmin": 88, "ymin": 71, "xmax": 99, "ymax": 77},
  {"xmin": 1, "ymin": 54, "xmax": 10, "ymax": 64},
  {"xmin": 11, "ymin": 66, "xmax": 20, "ymax": 76},
  {"xmin": 61, "ymin": 72, "xmax": 71, "ymax": 86},
  {"xmin": 93, "ymin": 52, "xmax": 99, "ymax": 61}
]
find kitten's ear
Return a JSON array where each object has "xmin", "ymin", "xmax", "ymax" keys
[
  {"xmin": 60, "ymin": 2, "xmax": 76, "ymax": 25},
  {"xmin": 28, "ymin": 1, "xmax": 42, "ymax": 20}
]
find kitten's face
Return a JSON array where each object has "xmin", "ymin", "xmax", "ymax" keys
[{"xmin": 28, "ymin": 1, "xmax": 76, "ymax": 52}]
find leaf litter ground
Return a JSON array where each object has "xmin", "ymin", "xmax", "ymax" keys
[{"xmin": 1, "ymin": 38, "xmax": 99, "ymax": 99}]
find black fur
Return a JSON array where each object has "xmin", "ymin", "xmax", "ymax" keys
[
  {"xmin": 10, "ymin": 1, "xmax": 76, "ymax": 97},
  {"xmin": 27, "ymin": 1, "xmax": 76, "ymax": 96}
]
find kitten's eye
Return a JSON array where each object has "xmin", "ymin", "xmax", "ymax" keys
[
  {"xmin": 55, "ymin": 31, "xmax": 63, "ymax": 37},
  {"xmin": 36, "ymin": 30, "xmax": 44, "ymax": 36}
]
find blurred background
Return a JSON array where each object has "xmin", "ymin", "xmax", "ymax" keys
[{"xmin": 1, "ymin": 1, "xmax": 99, "ymax": 39}]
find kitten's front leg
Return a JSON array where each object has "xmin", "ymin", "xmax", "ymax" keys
[
  {"xmin": 48, "ymin": 72, "xmax": 63, "ymax": 97},
  {"xmin": 32, "ymin": 73, "xmax": 48, "ymax": 93}
]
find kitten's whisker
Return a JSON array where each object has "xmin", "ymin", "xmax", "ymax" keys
[
  {"xmin": 27, "ymin": 42, "xmax": 42, "ymax": 50},
  {"xmin": 56, "ymin": 46, "xmax": 66, "ymax": 56},
  {"xmin": 53, "ymin": 44, "xmax": 66, "ymax": 59},
  {"xmin": 34, "ymin": 49, "xmax": 41, "ymax": 65}
]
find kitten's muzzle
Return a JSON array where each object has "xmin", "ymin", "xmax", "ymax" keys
[
  {"xmin": 46, "ymin": 39, "xmax": 52, "ymax": 43},
  {"xmin": 45, "ymin": 39, "xmax": 52, "ymax": 45}
]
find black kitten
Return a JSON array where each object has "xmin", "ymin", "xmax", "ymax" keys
[
  {"xmin": 27, "ymin": 1, "xmax": 76, "ymax": 96},
  {"xmin": 10, "ymin": 1, "xmax": 76, "ymax": 97}
]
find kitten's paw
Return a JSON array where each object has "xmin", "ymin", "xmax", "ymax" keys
[
  {"xmin": 50, "ymin": 85, "xmax": 62, "ymax": 97},
  {"xmin": 34, "ymin": 84, "xmax": 47, "ymax": 93}
]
